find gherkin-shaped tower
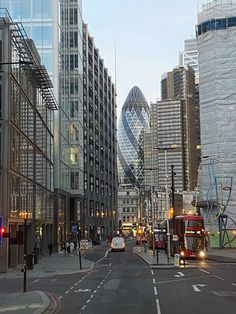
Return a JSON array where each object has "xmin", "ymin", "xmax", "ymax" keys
[{"xmin": 118, "ymin": 86, "xmax": 150, "ymax": 187}]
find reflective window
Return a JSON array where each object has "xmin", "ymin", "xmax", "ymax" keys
[
  {"xmin": 41, "ymin": 51, "xmax": 53, "ymax": 73},
  {"xmin": 42, "ymin": 25, "xmax": 52, "ymax": 46}
]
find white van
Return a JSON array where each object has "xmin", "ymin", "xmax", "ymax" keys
[{"xmin": 111, "ymin": 237, "xmax": 125, "ymax": 252}]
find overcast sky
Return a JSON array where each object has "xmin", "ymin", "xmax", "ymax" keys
[{"xmin": 83, "ymin": 0, "xmax": 205, "ymax": 119}]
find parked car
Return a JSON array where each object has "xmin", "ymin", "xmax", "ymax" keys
[{"xmin": 111, "ymin": 237, "xmax": 125, "ymax": 252}]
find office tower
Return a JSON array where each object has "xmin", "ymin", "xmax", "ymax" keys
[
  {"xmin": 83, "ymin": 24, "xmax": 118, "ymax": 240},
  {"xmin": 179, "ymin": 38, "xmax": 199, "ymax": 84},
  {"xmin": 179, "ymin": 38, "xmax": 200, "ymax": 151},
  {"xmin": 160, "ymin": 66, "xmax": 198, "ymax": 191},
  {"xmin": 197, "ymin": 0, "xmax": 236, "ymax": 224},
  {"xmin": 0, "ymin": 12, "xmax": 57, "ymax": 272},
  {"xmin": 1, "ymin": 0, "xmax": 84, "ymax": 247},
  {"xmin": 118, "ymin": 86, "xmax": 150, "ymax": 188}
]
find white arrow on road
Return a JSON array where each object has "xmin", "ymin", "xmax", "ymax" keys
[
  {"xmin": 174, "ymin": 272, "xmax": 185, "ymax": 278},
  {"xmin": 192, "ymin": 284, "xmax": 206, "ymax": 292}
]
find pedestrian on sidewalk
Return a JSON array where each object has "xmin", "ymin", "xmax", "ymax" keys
[
  {"xmin": 205, "ymin": 237, "xmax": 208, "ymax": 252},
  {"xmin": 48, "ymin": 243, "xmax": 53, "ymax": 256}
]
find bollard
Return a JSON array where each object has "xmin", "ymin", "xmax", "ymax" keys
[
  {"xmin": 156, "ymin": 249, "xmax": 159, "ymax": 264},
  {"xmin": 174, "ymin": 254, "xmax": 180, "ymax": 267}
]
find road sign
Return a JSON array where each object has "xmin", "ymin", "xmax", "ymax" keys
[
  {"xmin": 172, "ymin": 235, "xmax": 179, "ymax": 241},
  {"xmin": 71, "ymin": 225, "xmax": 78, "ymax": 233}
]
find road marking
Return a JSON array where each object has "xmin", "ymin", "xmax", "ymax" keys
[
  {"xmin": 153, "ymin": 278, "xmax": 156, "ymax": 284},
  {"xmin": 192, "ymin": 284, "xmax": 206, "ymax": 292},
  {"xmin": 59, "ymin": 296, "xmax": 63, "ymax": 299},
  {"xmin": 51, "ymin": 278, "xmax": 57, "ymax": 282},
  {"xmin": 86, "ymin": 299, "xmax": 91, "ymax": 304},
  {"xmin": 79, "ymin": 280, "xmax": 82, "ymax": 283},
  {"xmin": 157, "ymin": 275, "xmax": 213, "ymax": 284},
  {"xmin": 70, "ymin": 286, "xmax": 74, "ymax": 289},
  {"xmin": 174, "ymin": 272, "xmax": 185, "ymax": 278},
  {"xmin": 94, "ymin": 290, "xmax": 97, "ymax": 293},
  {"xmin": 151, "ymin": 270, "xmax": 154, "ymax": 275},
  {"xmin": 75, "ymin": 289, "xmax": 91, "ymax": 293},
  {"xmin": 98, "ymin": 285, "xmax": 101, "ymax": 288},
  {"xmin": 156, "ymin": 299, "xmax": 161, "ymax": 314},
  {"xmin": 90, "ymin": 294, "xmax": 94, "ymax": 298},
  {"xmin": 33, "ymin": 279, "xmax": 39, "ymax": 283},
  {"xmin": 81, "ymin": 305, "xmax": 86, "ymax": 310},
  {"xmin": 232, "ymin": 283, "xmax": 236, "ymax": 286},
  {"xmin": 65, "ymin": 290, "xmax": 70, "ymax": 294},
  {"xmin": 213, "ymin": 275, "xmax": 225, "ymax": 281},
  {"xmin": 154, "ymin": 286, "xmax": 157, "ymax": 296},
  {"xmin": 199, "ymin": 269, "xmax": 210, "ymax": 274},
  {"xmin": 75, "ymin": 283, "xmax": 78, "ymax": 286}
]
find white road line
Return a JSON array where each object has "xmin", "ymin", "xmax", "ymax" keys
[
  {"xmin": 213, "ymin": 275, "xmax": 225, "ymax": 281},
  {"xmin": 97, "ymin": 285, "xmax": 101, "ymax": 288},
  {"xmin": 51, "ymin": 278, "xmax": 57, "ymax": 282},
  {"xmin": 151, "ymin": 270, "xmax": 154, "ymax": 275},
  {"xmin": 94, "ymin": 290, "xmax": 97, "ymax": 293},
  {"xmin": 156, "ymin": 299, "xmax": 161, "ymax": 314},
  {"xmin": 33, "ymin": 279, "xmax": 39, "ymax": 283},
  {"xmin": 65, "ymin": 290, "xmax": 70, "ymax": 294},
  {"xmin": 90, "ymin": 294, "xmax": 94, "ymax": 298},
  {"xmin": 86, "ymin": 299, "xmax": 91, "ymax": 304},
  {"xmin": 232, "ymin": 283, "xmax": 236, "ymax": 286},
  {"xmin": 75, "ymin": 283, "xmax": 78, "ymax": 286},
  {"xmin": 154, "ymin": 286, "xmax": 157, "ymax": 296},
  {"xmin": 79, "ymin": 280, "xmax": 82, "ymax": 282},
  {"xmin": 157, "ymin": 275, "xmax": 213, "ymax": 284},
  {"xmin": 81, "ymin": 305, "xmax": 86, "ymax": 310},
  {"xmin": 153, "ymin": 278, "xmax": 156, "ymax": 284},
  {"xmin": 70, "ymin": 286, "xmax": 74, "ymax": 290},
  {"xmin": 59, "ymin": 296, "xmax": 63, "ymax": 299},
  {"xmin": 199, "ymin": 269, "xmax": 210, "ymax": 274}
]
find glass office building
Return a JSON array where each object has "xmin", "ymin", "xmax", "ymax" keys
[
  {"xmin": 0, "ymin": 0, "xmax": 84, "ymax": 248},
  {"xmin": 118, "ymin": 86, "xmax": 150, "ymax": 188}
]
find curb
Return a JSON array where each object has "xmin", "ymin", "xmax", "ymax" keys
[{"xmin": 33, "ymin": 291, "xmax": 50, "ymax": 314}]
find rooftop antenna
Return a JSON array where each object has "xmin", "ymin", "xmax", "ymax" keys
[{"xmin": 115, "ymin": 41, "xmax": 117, "ymax": 95}]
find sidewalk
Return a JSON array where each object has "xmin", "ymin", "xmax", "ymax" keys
[
  {"xmin": 0, "ymin": 244, "xmax": 109, "ymax": 313},
  {"xmin": 134, "ymin": 245, "xmax": 236, "ymax": 268}
]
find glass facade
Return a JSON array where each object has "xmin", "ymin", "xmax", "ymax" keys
[{"xmin": 118, "ymin": 86, "xmax": 150, "ymax": 188}]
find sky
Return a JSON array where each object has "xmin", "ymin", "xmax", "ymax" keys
[{"xmin": 83, "ymin": 0, "xmax": 205, "ymax": 120}]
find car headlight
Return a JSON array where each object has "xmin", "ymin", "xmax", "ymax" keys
[{"xmin": 199, "ymin": 251, "xmax": 205, "ymax": 258}]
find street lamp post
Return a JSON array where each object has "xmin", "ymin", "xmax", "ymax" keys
[{"xmin": 164, "ymin": 150, "xmax": 171, "ymax": 262}]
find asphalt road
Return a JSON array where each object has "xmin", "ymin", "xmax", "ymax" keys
[
  {"xmin": 153, "ymin": 260, "xmax": 236, "ymax": 314},
  {"xmin": 1, "ymin": 242, "xmax": 236, "ymax": 314}
]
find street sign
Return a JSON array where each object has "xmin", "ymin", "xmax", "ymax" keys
[
  {"xmin": 71, "ymin": 225, "xmax": 78, "ymax": 233},
  {"xmin": 172, "ymin": 235, "xmax": 179, "ymax": 241}
]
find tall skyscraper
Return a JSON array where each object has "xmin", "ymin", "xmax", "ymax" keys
[
  {"xmin": 83, "ymin": 24, "xmax": 118, "ymax": 240},
  {"xmin": 1, "ymin": 0, "xmax": 84, "ymax": 248},
  {"xmin": 197, "ymin": 0, "xmax": 236, "ymax": 225},
  {"xmin": 160, "ymin": 66, "xmax": 198, "ymax": 191},
  {"xmin": 179, "ymin": 38, "xmax": 201, "ymax": 151},
  {"xmin": 118, "ymin": 86, "xmax": 150, "ymax": 188}
]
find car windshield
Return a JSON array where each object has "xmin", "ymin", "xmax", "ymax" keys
[{"xmin": 112, "ymin": 237, "xmax": 124, "ymax": 244}]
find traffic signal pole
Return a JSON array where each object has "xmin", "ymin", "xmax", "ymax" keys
[{"xmin": 171, "ymin": 165, "xmax": 176, "ymax": 253}]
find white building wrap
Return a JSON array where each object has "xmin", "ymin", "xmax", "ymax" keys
[{"xmin": 197, "ymin": 0, "xmax": 236, "ymax": 229}]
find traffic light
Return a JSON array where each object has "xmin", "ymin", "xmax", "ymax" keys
[{"xmin": 169, "ymin": 208, "xmax": 174, "ymax": 219}]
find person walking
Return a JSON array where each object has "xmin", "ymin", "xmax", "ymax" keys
[{"xmin": 48, "ymin": 243, "xmax": 53, "ymax": 256}]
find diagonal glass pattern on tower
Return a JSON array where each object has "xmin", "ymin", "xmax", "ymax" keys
[{"xmin": 118, "ymin": 86, "xmax": 150, "ymax": 187}]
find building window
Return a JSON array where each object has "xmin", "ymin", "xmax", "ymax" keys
[{"xmin": 123, "ymin": 216, "xmax": 125, "ymax": 222}]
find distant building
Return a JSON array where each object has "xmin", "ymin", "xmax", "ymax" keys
[
  {"xmin": 0, "ymin": 13, "xmax": 57, "ymax": 272},
  {"xmin": 83, "ymin": 24, "xmax": 118, "ymax": 240},
  {"xmin": 117, "ymin": 184, "xmax": 140, "ymax": 235},
  {"xmin": 160, "ymin": 66, "xmax": 198, "ymax": 191},
  {"xmin": 118, "ymin": 86, "xmax": 150, "ymax": 188}
]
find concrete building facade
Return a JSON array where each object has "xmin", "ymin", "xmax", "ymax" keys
[{"xmin": 83, "ymin": 24, "xmax": 118, "ymax": 240}]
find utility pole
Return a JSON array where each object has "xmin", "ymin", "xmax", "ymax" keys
[
  {"xmin": 164, "ymin": 150, "xmax": 171, "ymax": 262},
  {"xmin": 171, "ymin": 165, "xmax": 176, "ymax": 253}
]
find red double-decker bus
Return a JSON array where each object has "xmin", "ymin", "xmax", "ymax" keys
[{"xmin": 171, "ymin": 214, "xmax": 206, "ymax": 259}]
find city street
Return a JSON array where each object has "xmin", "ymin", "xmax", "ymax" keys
[{"xmin": 0, "ymin": 242, "xmax": 236, "ymax": 313}]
